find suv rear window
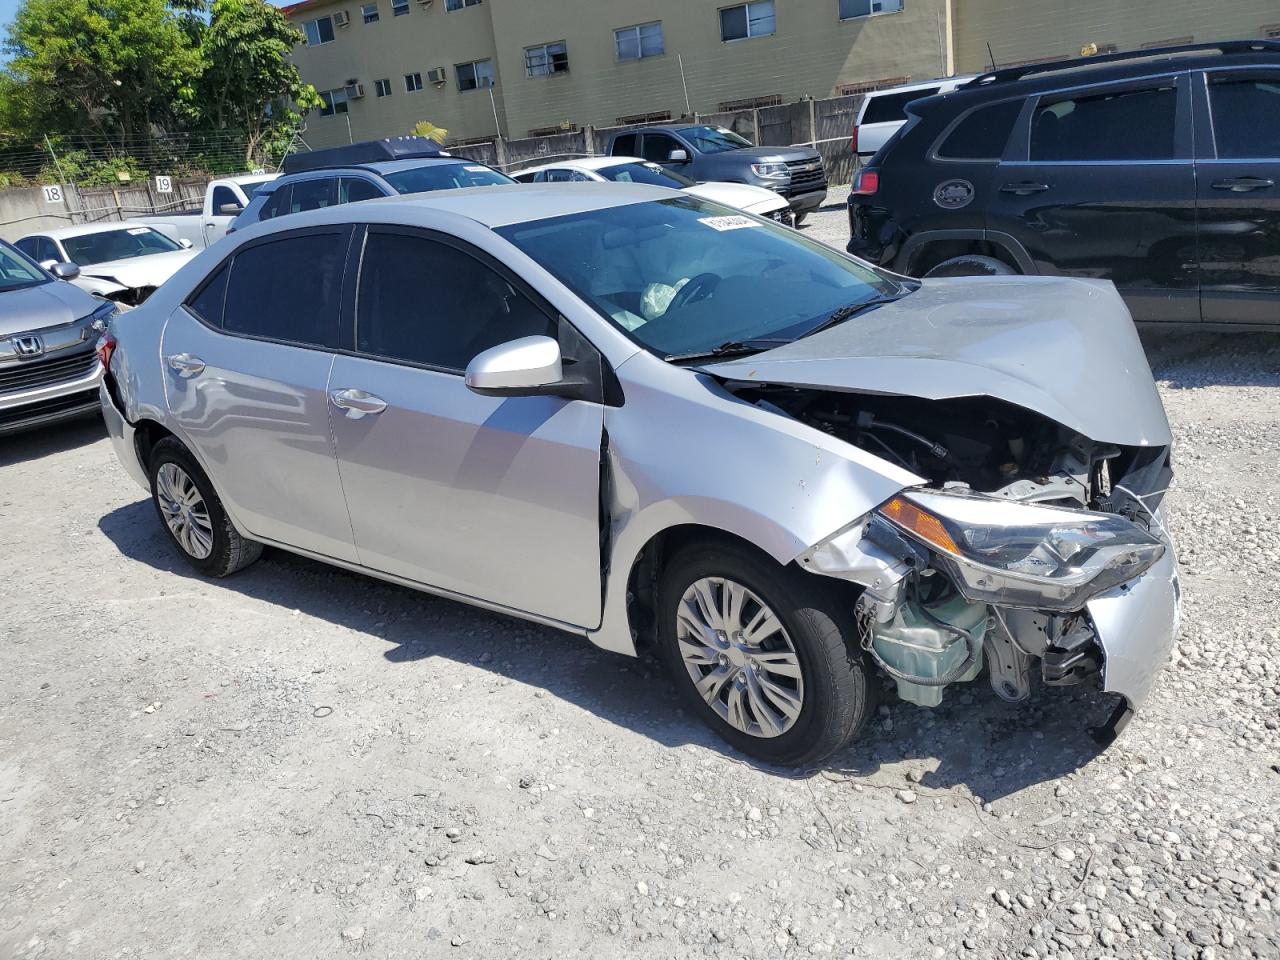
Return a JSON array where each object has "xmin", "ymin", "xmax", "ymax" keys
[
  {"xmin": 1029, "ymin": 84, "xmax": 1177, "ymax": 162},
  {"xmin": 862, "ymin": 87, "xmax": 939, "ymax": 125},
  {"xmin": 936, "ymin": 99, "xmax": 1023, "ymax": 160}
]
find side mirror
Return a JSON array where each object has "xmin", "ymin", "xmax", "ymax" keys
[
  {"xmin": 178, "ymin": 238, "xmax": 194, "ymax": 249},
  {"xmin": 667, "ymin": 148, "xmax": 689, "ymax": 163},
  {"xmin": 49, "ymin": 261, "xmax": 80, "ymax": 280},
  {"xmin": 218, "ymin": 202, "xmax": 244, "ymax": 216},
  {"xmin": 465, "ymin": 335, "xmax": 562, "ymax": 396}
]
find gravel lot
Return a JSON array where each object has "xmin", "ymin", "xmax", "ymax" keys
[{"xmin": 2, "ymin": 197, "xmax": 1278, "ymax": 960}]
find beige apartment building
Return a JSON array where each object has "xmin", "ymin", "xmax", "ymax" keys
[{"xmin": 281, "ymin": 0, "xmax": 1280, "ymax": 148}]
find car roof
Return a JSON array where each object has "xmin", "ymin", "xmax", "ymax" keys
[
  {"xmin": 515, "ymin": 156, "xmax": 649, "ymax": 175},
  {"xmin": 267, "ymin": 156, "xmax": 488, "ymax": 187},
  {"xmin": 27, "ymin": 223, "xmax": 173, "ymax": 240}
]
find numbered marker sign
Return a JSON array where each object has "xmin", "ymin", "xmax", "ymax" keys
[
  {"xmin": 42, "ymin": 185, "xmax": 63, "ymax": 203},
  {"xmin": 155, "ymin": 175, "xmax": 173, "ymax": 194}
]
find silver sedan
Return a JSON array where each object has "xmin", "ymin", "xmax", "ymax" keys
[{"xmin": 99, "ymin": 184, "xmax": 1179, "ymax": 764}]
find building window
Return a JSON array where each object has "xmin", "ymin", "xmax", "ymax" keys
[
  {"xmin": 616, "ymin": 110, "xmax": 672, "ymax": 125},
  {"xmin": 303, "ymin": 15, "xmax": 335, "ymax": 45},
  {"xmin": 1264, "ymin": 24, "xmax": 1280, "ymax": 39},
  {"xmin": 1141, "ymin": 36, "xmax": 1193, "ymax": 49},
  {"xmin": 404, "ymin": 72, "xmax": 423, "ymax": 92},
  {"xmin": 718, "ymin": 93, "xmax": 782, "ymax": 110},
  {"xmin": 836, "ymin": 75, "xmax": 911, "ymax": 96},
  {"xmin": 615, "ymin": 21, "xmax": 664, "ymax": 61},
  {"xmin": 318, "ymin": 87, "xmax": 349, "ymax": 116},
  {"xmin": 525, "ymin": 41, "xmax": 569, "ymax": 77},
  {"xmin": 455, "ymin": 59, "xmax": 494, "ymax": 91},
  {"xmin": 444, "ymin": 0, "xmax": 481, "ymax": 9},
  {"xmin": 838, "ymin": 0, "xmax": 902, "ymax": 19},
  {"xmin": 528, "ymin": 123, "xmax": 580, "ymax": 137},
  {"xmin": 720, "ymin": 1, "xmax": 775, "ymax": 42},
  {"xmin": 375, "ymin": 78, "xmax": 392, "ymax": 97},
  {"xmin": 361, "ymin": 2, "xmax": 378, "ymax": 22}
]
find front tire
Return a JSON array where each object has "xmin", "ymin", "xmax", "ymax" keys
[
  {"xmin": 148, "ymin": 436, "xmax": 262, "ymax": 577},
  {"xmin": 657, "ymin": 541, "xmax": 874, "ymax": 766}
]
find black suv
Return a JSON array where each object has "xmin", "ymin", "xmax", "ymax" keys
[{"xmin": 847, "ymin": 41, "xmax": 1280, "ymax": 328}]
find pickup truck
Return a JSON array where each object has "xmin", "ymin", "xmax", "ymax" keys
[
  {"xmin": 606, "ymin": 124, "xmax": 827, "ymax": 223},
  {"xmin": 132, "ymin": 174, "xmax": 278, "ymax": 249}
]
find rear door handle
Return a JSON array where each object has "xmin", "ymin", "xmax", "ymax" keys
[
  {"xmin": 330, "ymin": 388, "xmax": 387, "ymax": 419},
  {"xmin": 1000, "ymin": 182, "xmax": 1051, "ymax": 196},
  {"xmin": 166, "ymin": 352, "xmax": 205, "ymax": 376},
  {"xmin": 1211, "ymin": 177, "xmax": 1274, "ymax": 192}
]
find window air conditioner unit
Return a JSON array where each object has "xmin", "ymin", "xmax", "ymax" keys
[
  {"xmin": 333, "ymin": 9, "xmax": 350, "ymax": 26},
  {"xmin": 346, "ymin": 82, "xmax": 365, "ymax": 99},
  {"xmin": 426, "ymin": 67, "xmax": 447, "ymax": 84}
]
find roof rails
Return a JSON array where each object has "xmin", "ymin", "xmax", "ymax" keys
[
  {"xmin": 968, "ymin": 39, "xmax": 1280, "ymax": 87},
  {"xmin": 281, "ymin": 136, "xmax": 449, "ymax": 175}
]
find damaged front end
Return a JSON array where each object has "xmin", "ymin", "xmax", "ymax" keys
[{"xmin": 738, "ymin": 386, "xmax": 1179, "ymax": 743}]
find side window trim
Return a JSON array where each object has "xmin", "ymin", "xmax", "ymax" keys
[
  {"xmin": 183, "ymin": 256, "xmax": 234, "ymax": 328},
  {"xmin": 1004, "ymin": 71, "xmax": 1191, "ymax": 165},
  {"xmin": 1201, "ymin": 67, "xmax": 1280, "ymax": 161},
  {"xmin": 348, "ymin": 223, "xmax": 564, "ymax": 376},
  {"xmin": 929, "ymin": 95, "xmax": 1027, "ymax": 164}
]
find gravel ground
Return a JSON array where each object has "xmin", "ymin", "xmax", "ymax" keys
[{"xmin": 2, "ymin": 200, "xmax": 1278, "ymax": 960}]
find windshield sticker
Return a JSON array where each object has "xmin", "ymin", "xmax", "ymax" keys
[
  {"xmin": 464, "ymin": 165, "xmax": 488, "ymax": 172},
  {"xmin": 698, "ymin": 215, "xmax": 759, "ymax": 232},
  {"xmin": 126, "ymin": 227, "xmax": 151, "ymax": 235}
]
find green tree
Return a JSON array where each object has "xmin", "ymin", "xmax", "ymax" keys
[
  {"xmin": 2, "ymin": 0, "xmax": 201, "ymax": 141},
  {"xmin": 195, "ymin": 0, "xmax": 321, "ymax": 166}
]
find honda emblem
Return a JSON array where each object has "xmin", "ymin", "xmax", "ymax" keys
[{"xmin": 12, "ymin": 335, "xmax": 44, "ymax": 358}]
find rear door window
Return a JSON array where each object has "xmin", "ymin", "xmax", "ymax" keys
[
  {"xmin": 863, "ymin": 87, "xmax": 939, "ymax": 124},
  {"xmin": 187, "ymin": 263, "xmax": 230, "ymax": 326},
  {"xmin": 340, "ymin": 177, "xmax": 384, "ymax": 203},
  {"xmin": 936, "ymin": 99, "xmax": 1024, "ymax": 160},
  {"xmin": 258, "ymin": 185, "xmax": 293, "ymax": 221},
  {"xmin": 1029, "ymin": 83, "xmax": 1178, "ymax": 161},
  {"xmin": 289, "ymin": 177, "xmax": 338, "ymax": 213},
  {"xmin": 612, "ymin": 133, "xmax": 638, "ymax": 155},
  {"xmin": 223, "ymin": 231, "xmax": 346, "ymax": 347},
  {"xmin": 1207, "ymin": 73, "xmax": 1280, "ymax": 159}
]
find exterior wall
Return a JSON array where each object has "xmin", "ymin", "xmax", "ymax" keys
[
  {"xmin": 286, "ymin": 0, "xmax": 951, "ymax": 147},
  {"xmin": 954, "ymin": 0, "xmax": 1280, "ymax": 72},
  {"xmin": 286, "ymin": 0, "xmax": 507, "ymax": 148}
]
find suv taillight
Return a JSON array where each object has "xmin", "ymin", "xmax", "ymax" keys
[
  {"xmin": 850, "ymin": 124, "xmax": 859, "ymax": 156},
  {"xmin": 853, "ymin": 169, "xmax": 879, "ymax": 196}
]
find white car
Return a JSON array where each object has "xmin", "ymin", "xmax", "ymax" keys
[
  {"xmin": 852, "ymin": 75, "xmax": 978, "ymax": 161},
  {"xmin": 512, "ymin": 156, "xmax": 794, "ymax": 225},
  {"xmin": 15, "ymin": 224, "xmax": 198, "ymax": 307}
]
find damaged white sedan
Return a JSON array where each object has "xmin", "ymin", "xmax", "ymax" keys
[{"xmin": 98, "ymin": 184, "xmax": 1178, "ymax": 765}]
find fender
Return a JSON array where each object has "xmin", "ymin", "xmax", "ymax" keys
[{"xmin": 894, "ymin": 228, "xmax": 1036, "ymax": 276}]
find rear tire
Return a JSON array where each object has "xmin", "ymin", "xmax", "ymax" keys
[
  {"xmin": 924, "ymin": 254, "xmax": 1016, "ymax": 278},
  {"xmin": 148, "ymin": 436, "xmax": 262, "ymax": 577},
  {"xmin": 657, "ymin": 540, "xmax": 874, "ymax": 766}
]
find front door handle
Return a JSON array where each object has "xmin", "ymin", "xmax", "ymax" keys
[
  {"xmin": 1000, "ymin": 181, "xmax": 1051, "ymax": 196},
  {"xmin": 1211, "ymin": 177, "xmax": 1274, "ymax": 193},
  {"xmin": 330, "ymin": 388, "xmax": 387, "ymax": 419},
  {"xmin": 166, "ymin": 352, "xmax": 205, "ymax": 376}
]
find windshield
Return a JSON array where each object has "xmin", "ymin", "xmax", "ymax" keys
[
  {"xmin": 596, "ymin": 161, "xmax": 695, "ymax": 189},
  {"xmin": 0, "ymin": 243, "xmax": 49, "ymax": 291},
  {"xmin": 680, "ymin": 125, "xmax": 754, "ymax": 154},
  {"xmin": 62, "ymin": 227, "xmax": 182, "ymax": 265},
  {"xmin": 495, "ymin": 196, "xmax": 899, "ymax": 358},
  {"xmin": 383, "ymin": 163, "xmax": 514, "ymax": 194}
]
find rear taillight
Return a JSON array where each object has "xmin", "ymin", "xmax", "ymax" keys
[
  {"xmin": 850, "ymin": 124, "xmax": 859, "ymax": 156},
  {"xmin": 96, "ymin": 333, "xmax": 116, "ymax": 370},
  {"xmin": 853, "ymin": 169, "xmax": 879, "ymax": 196}
]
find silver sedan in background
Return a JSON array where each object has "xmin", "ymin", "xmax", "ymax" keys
[{"xmin": 99, "ymin": 184, "xmax": 1179, "ymax": 764}]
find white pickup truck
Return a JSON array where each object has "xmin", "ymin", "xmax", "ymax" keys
[{"xmin": 132, "ymin": 174, "xmax": 277, "ymax": 249}]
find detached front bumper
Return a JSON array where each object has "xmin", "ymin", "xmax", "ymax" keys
[{"xmin": 1087, "ymin": 545, "xmax": 1181, "ymax": 740}]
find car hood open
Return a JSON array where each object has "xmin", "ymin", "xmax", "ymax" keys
[{"xmin": 702, "ymin": 276, "xmax": 1172, "ymax": 447}]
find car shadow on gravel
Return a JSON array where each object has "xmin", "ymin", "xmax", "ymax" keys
[
  {"xmin": 1141, "ymin": 330, "xmax": 1280, "ymax": 388},
  {"xmin": 100, "ymin": 497, "xmax": 1112, "ymax": 800},
  {"xmin": 0, "ymin": 415, "xmax": 104, "ymax": 468}
]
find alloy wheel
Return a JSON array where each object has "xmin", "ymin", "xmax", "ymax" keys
[
  {"xmin": 155, "ymin": 462, "xmax": 214, "ymax": 560},
  {"xmin": 676, "ymin": 577, "xmax": 805, "ymax": 739}
]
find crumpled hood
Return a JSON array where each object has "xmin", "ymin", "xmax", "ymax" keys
[
  {"xmin": 78, "ymin": 249, "xmax": 197, "ymax": 290},
  {"xmin": 0, "ymin": 280, "xmax": 101, "ymax": 337},
  {"xmin": 703, "ymin": 276, "xmax": 1172, "ymax": 447},
  {"xmin": 683, "ymin": 181, "xmax": 789, "ymax": 212}
]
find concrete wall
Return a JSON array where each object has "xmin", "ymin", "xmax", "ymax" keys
[{"xmin": 954, "ymin": 0, "xmax": 1280, "ymax": 72}]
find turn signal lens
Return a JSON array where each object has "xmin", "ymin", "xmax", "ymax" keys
[{"xmin": 879, "ymin": 496, "xmax": 959, "ymax": 554}]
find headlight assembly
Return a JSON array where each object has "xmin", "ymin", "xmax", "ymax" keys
[
  {"xmin": 751, "ymin": 162, "xmax": 789, "ymax": 180},
  {"xmin": 878, "ymin": 490, "xmax": 1166, "ymax": 611}
]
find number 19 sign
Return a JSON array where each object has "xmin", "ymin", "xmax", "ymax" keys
[{"xmin": 155, "ymin": 175, "xmax": 173, "ymax": 194}]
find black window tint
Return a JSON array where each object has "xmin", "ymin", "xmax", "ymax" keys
[
  {"xmin": 187, "ymin": 263, "xmax": 230, "ymax": 326},
  {"xmin": 863, "ymin": 88, "xmax": 937, "ymax": 125},
  {"xmin": 259, "ymin": 185, "xmax": 292, "ymax": 221},
  {"xmin": 211, "ymin": 185, "xmax": 240, "ymax": 213},
  {"xmin": 356, "ymin": 232, "xmax": 556, "ymax": 370},
  {"xmin": 1030, "ymin": 84, "xmax": 1177, "ymax": 162},
  {"xmin": 612, "ymin": 133, "xmax": 637, "ymax": 155},
  {"xmin": 937, "ymin": 99, "xmax": 1024, "ymax": 159},
  {"xmin": 289, "ymin": 177, "xmax": 337, "ymax": 212},
  {"xmin": 641, "ymin": 133, "xmax": 676, "ymax": 162},
  {"xmin": 543, "ymin": 168, "xmax": 575, "ymax": 182},
  {"xmin": 14, "ymin": 238, "xmax": 37, "ymax": 258},
  {"xmin": 1209, "ymin": 75, "xmax": 1280, "ymax": 159},
  {"xmin": 224, "ymin": 233, "xmax": 345, "ymax": 346},
  {"xmin": 340, "ymin": 177, "xmax": 384, "ymax": 203},
  {"xmin": 40, "ymin": 238, "xmax": 61, "ymax": 262}
]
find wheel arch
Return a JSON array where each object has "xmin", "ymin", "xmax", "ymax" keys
[{"xmin": 895, "ymin": 229, "xmax": 1033, "ymax": 277}]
